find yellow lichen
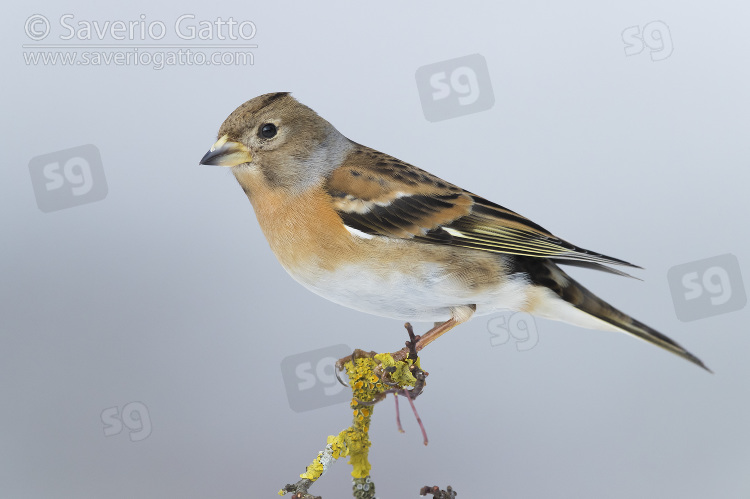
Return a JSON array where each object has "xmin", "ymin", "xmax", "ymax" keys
[{"xmin": 284, "ymin": 351, "xmax": 422, "ymax": 494}]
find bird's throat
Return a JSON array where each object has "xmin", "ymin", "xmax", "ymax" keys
[{"xmin": 234, "ymin": 167, "xmax": 354, "ymax": 272}]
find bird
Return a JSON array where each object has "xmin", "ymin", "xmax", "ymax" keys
[{"xmin": 199, "ymin": 92, "xmax": 709, "ymax": 372}]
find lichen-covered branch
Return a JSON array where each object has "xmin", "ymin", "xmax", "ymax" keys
[
  {"xmin": 279, "ymin": 324, "xmax": 455, "ymax": 498},
  {"xmin": 280, "ymin": 349, "xmax": 419, "ymax": 498}
]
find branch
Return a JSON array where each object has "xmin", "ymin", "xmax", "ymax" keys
[{"xmin": 279, "ymin": 324, "xmax": 455, "ymax": 498}]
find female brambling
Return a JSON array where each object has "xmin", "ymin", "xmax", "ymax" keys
[{"xmin": 199, "ymin": 92, "xmax": 708, "ymax": 371}]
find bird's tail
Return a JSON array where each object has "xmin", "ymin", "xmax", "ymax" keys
[{"xmin": 526, "ymin": 260, "xmax": 711, "ymax": 372}]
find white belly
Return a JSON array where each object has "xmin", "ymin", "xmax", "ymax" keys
[{"xmin": 284, "ymin": 241, "xmax": 532, "ymax": 322}]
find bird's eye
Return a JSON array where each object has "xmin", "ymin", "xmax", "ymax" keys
[{"xmin": 260, "ymin": 123, "xmax": 277, "ymax": 138}]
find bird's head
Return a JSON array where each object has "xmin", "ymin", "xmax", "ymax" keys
[{"xmin": 199, "ymin": 92, "xmax": 352, "ymax": 195}]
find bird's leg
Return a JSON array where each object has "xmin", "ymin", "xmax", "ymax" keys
[
  {"xmin": 392, "ymin": 305, "xmax": 475, "ymax": 362},
  {"xmin": 413, "ymin": 319, "xmax": 459, "ymax": 351},
  {"xmin": 418, "ymin": 304, "xmax": 476, "ymax": 349}
]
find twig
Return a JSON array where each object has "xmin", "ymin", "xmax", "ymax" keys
[
  {"xmin": 394, "ymin": 393, "xmax": 404, "ymax": 433},
  {"xmin": 279, "ymin": 324, "xmax": 453, "ymax": 498},
  {"xmin": 420, "ymin": 485, "xmax": 458, "ymax": 498}
]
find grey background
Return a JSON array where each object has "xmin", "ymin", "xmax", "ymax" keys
[
  {"xmin": 280, "ymin": 344, "xmax": 352, "ymax": 412},
  {"xmin": 28, "ymin": 144, "xmax": 108, "ymax": 212},
  {"xmin": 415, "ymin": 53, "xmax": 495, "ymax": 121},
  {"xmin": 2, "ymin": 2, "xmax": 749, "ymax": 498},
  {"xmin": 668, "ymin": 254, "xmax": 746, "ymax": 322}
]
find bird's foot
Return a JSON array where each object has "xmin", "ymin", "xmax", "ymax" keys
[
  {"xmin": 350, "ymin": 323, "xmax": 428, "ymax": 404},
  {"xmin": 335, "ymin": 323, "xmax": 430, "ymax": 443},
  {"xmin": 335, "ymin": 348, "xmax": 377, "ymax": 373},
  {"xmin": 335, "ymin": 348, "xmax": 378, "ymax": 388},
  {"xmin": 388, "ymin": 323, "xmax": 428, "ymax": 399}
]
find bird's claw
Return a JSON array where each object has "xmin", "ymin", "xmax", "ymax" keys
[{"xmin": 336, "ymin": 348, "xmax": 377, "ymax": 372}]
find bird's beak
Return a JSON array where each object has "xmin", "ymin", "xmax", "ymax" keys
[{"xmin": 199, "ymin": 134, "xmax": 253, "ymax": 167}]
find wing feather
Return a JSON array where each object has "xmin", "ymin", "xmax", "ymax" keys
[{"xmin": 325, "ymin": 144, "xmax": 640, "ymax": 270}]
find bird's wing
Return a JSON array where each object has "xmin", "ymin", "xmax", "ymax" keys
[{"xmin": 324, "ymin": 144, "xmax": 640, "ymax": 270}]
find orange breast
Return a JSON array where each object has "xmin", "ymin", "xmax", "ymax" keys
[{"xmin": 234, "ymin": 168, "xmax": 356, "ymax": 272}]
